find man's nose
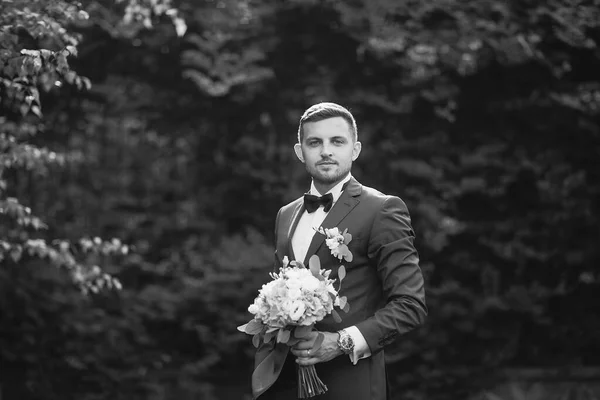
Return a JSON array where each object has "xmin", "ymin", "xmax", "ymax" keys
[{"xmin": 321, "ymin": 143, "xmax": 333, "ymax": 157}]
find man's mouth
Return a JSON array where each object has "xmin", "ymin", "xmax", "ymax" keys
[{"xmin": 317, "ymin": 161, "xmax": 337, "ymax": 166}]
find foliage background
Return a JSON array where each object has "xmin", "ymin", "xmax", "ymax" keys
[{"xmin": 1, "ymin": 0, "xmax": 599, "ymax": 399}]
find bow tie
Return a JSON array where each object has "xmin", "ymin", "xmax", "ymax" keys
[{"xmin": 304, "ymin": 193, "xmax": 334, "ymax": 213}]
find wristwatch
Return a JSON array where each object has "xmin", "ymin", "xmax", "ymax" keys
[{"xmin": 337, "ymin": 329, "xmax": 355, "ymax": 355}]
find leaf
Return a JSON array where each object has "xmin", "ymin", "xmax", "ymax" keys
[
  {"xmin": 277, "ymin": 329, "xmax": 290, "ymax": 344},
  {"xmin": 264, "ymin": 330, "xmax": 276, "ymax": 344},
  {"xmin": 338, "ymin": 296, "xmax": 347, "ymax": 309},
  {"xmin": 56, "ymin": 52, "xmax": 69, "ymax": 73},
  {"xmin": 183, "ymin": 69, "xmax": 230, "ymax": 97},
  {"xmin": 338, "ymin": 265, "xmax": 346, "ymax": 281},
  {"xmin": 252, "ymin": 333, "xmax": 261, "ymax": 348},
  {"xmin": 173, "ymin": 16, "xmax": 187, "ymax": 37},
  {"xmin": 342, "ymin": 302, "xmax": 350, "ymax": 313},
  {"xmin": 312, "ymin": 332, "xmax": 325, "ymax": 351},
  {"xmin": 10, "ymin": 247, "xmax": 22, "ymax": 262},
  {"xmin": 343, "ymin": 231, "xmax": 352, "ymax": 244},
  {"xmin": 30, "ymin": 105, "xmax": 42, "ymax": 118},
  {"xmin": 332, "ymin": 309, "xmax": 342, "ymax": 323},
  {"xmin": 294, "ymin": 325, "xmax": 312, "ymax": 338},
  {"xmin": 342, "ymin": 247, "xmax": 353, "ymax": 262},
  {"xmin": 308, "ymin": 254, "xmax": 321, "ymax": 275},
  {"xmin": 20, "ymin": 50, "xmax": 39, "ymax": 57},
  {"xmin": 244, "ymin": 319, "xmax": 264, "ymax": 335},
  {"xmin": 81, "ymin": 77, "xmax": 91, "ymax": 90},
  {"xmin": 308, "ymin": 255, "xmax": 322, "ymax": 279},
  {"xmin": 66, "ymin": 45, "xmax": 78, "ymax": 57},
  {"xmin": 19, "ymin": 103, "xmax": 29, "ymax": 116}
]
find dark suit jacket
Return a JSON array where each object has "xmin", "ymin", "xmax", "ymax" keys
[{"xmin": 259, "ymin": 177, "xmax": 427, "ymax": 400}]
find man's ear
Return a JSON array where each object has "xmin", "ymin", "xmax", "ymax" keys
[
  {"xmin": 294, "ymin": 143, "xmax": 304, "ymax": 163},
  {"xmin": 352, "ymin": 141, "xmax": 362, "ymax": 161}
]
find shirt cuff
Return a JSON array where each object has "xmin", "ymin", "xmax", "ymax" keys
[{"xmin": 344, "ymin": 326, "xmax": 372, "ymax": 365}]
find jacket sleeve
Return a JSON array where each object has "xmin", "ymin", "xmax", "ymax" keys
[
  {"xmin": 355, "ymin": 196, "xmax": 427, "ymax": 354},
  {"xmin": 273, "ymin": 208, "xmax": 283, "ymax": 273}
]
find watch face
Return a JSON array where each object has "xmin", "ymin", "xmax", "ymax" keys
[
  {"xmin": 338, "ymin": 330, "xmax": 354, "ymax": 354},
  {"xmin": 341, "ymin": 335, "xmax": 353, "ymax": 353}
]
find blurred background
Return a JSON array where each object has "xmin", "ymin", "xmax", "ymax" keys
[{"xmin": 1, "ymin": 0, "xmax": 599, "ymax": 399}]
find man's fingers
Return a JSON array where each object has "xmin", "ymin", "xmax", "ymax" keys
[
  {"xmin": 292, "ymin": 347, "xmax": 315, "ymax": 358},
  {"xmin": 291, "ymin": 332, "xmax": 318, "ymax": 348},
  {"xmin": 292, "ymin": 341, "xmax": 314, "ymax": 351},
  {"xmin": 295, "ymin": 356, "xmax": 319, "ymax": 366}
]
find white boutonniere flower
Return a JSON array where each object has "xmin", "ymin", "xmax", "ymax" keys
[{"xmin": 316, "ymin": 226, "xmax": 353, "ymax": 262}]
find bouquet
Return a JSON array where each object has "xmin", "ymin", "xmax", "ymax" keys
[{"xmin": 237, "ymin": 254, "xmax": 349, "ymax": 399}]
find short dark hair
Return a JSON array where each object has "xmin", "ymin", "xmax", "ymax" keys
[{"xmin": 297, "ymin": 102, "xmax": 358, "ymax": 143}]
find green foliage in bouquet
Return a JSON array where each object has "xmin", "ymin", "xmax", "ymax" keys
[
  {"xmin": 237, "ymin": 254, "xmax": 349, "ymax": 348},
  {"xmin": 237, "ymin": 254, "xmax": 349, "ymax": 398}
]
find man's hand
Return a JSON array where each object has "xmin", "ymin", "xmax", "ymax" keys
[{"xmin": 290, "ymin": 331, "xmax": 343, "ymax": 366}]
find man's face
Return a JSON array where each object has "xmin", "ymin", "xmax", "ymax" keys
[{"xmin": 294, "ymin": 117, "xmax": 361, "ymax": 190}]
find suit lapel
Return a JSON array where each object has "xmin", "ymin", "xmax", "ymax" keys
[
  {"xmin": 285, "ymin": 200, "xmax": 305, "ymax": 261},
  {"xmin": 302, "ymin": 178, "xmax": 362, "ymax": 265}
]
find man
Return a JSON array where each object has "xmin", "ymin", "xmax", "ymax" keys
[{"xmin": 258, "ymin": 102, "xmax": 427, "ymax": 400}]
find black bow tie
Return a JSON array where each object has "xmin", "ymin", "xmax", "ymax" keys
[{"xmin": 304, "ymin": 193, "xmax": 334, "ymax": 213}]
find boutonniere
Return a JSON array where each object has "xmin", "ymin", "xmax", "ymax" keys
[{"xmin": 316, "ymin": 227, "xmax": 353, "ymax": 262}]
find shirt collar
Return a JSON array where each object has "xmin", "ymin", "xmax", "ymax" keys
[{"xmin": 310, "ymin": 173, "xmax": 352, "ymax": 204}]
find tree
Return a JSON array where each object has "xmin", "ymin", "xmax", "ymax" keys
[{"xmin": 1, "ymin": 0, "xmax": 188, "ymax": 290}]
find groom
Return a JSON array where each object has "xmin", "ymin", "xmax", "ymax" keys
[{"xmin": 258, "ymin": 102, "xmax": 427, "ymax": 400}]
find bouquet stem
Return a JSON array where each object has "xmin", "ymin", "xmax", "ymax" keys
[{"xmin": 297, "ymin": 364, "xmax": 327, "ymax": 398}]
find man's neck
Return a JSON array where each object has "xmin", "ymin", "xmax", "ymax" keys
[{"xmin": 314, "ymin": 183, "xmax": 334, "ymax": 196}]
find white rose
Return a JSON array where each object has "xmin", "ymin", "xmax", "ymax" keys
[
  {"xmin": 248, "ymin": 302, "xmax": 259, "ymax": 315},
  {"xmin": 325, "ymin": 237, "xmax": 340, "ymax": 249},
  {"xmin": 326, "ymin": 227, "xmax": 340, "ymax": 237},
  {"xmin": 290, "ymin": 300, "xmax": 306, "ymax": 321},
  {"xmin": 300, "ymin": 275, "xmax": 321, "ymax": 292}
]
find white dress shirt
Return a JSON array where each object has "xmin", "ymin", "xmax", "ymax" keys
[{"xmin": 291, "ymin": 174, "xmax": 372, "ymax": 365}]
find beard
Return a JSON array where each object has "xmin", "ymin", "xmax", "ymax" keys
[{"xmin": 306, "ymin": 162, "xmax": 351, "ymax": 186}]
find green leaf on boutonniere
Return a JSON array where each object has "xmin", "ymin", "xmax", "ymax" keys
[
  {"xmin": 308, "ymin": 255, "xmax": 324, "ymax": 281},
  {"xmin": 277, "ymin": 328, "xmax": 290, "ymax": 344},
  {"xmin": 341, "ymin": 246, "xmax": 353, "ymax": 262},
  {"xmin": 339, "ymin": 296, "xmax": 347, "ymax": 310},
  {"xmin": 342, "ymin": 229, "xmax": 352, "ymax": 244},
  {"xmin": 338, "ymin": 265, "xmax": 346, "ymax": 281},
  {"xmin": 332, "ymin": 309, "xmax": 342, "ymax": 323},
  {"xmin": 294, "ymin": 325, "xmax": 312, "ymax": 338}
]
